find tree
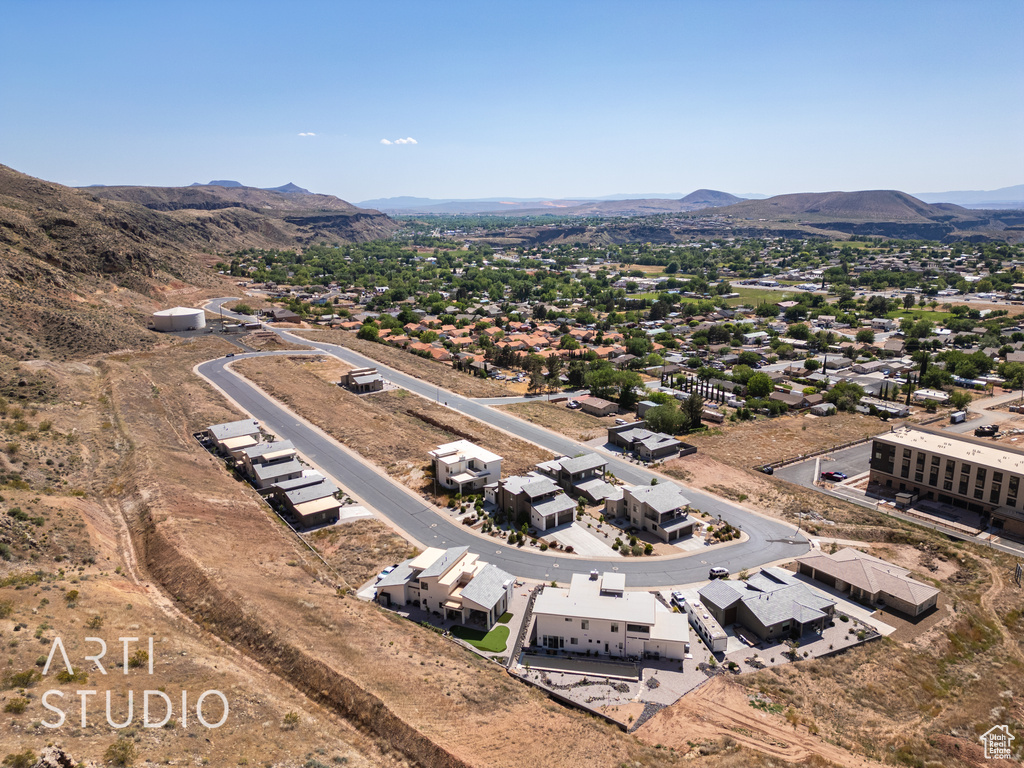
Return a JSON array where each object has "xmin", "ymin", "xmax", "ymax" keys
[
  {"xmin": 902, "ymin": 293, "xmax": 916, "ymax": 310},
  {"xmin": 803, "ymin": 358, "xmax": 821, "ymax": 371},
  {"xmin": 747, "ymin": 372, "xmax": 774, "ymax": 398},
  {"xmin": 645, "ymin": 403, "xmax": 690, "ymax": 435},
  {"xmin": 949, "ymin": 390, "xmax": 972, "ymax": 411},
  {"xmin": 730, "ymin": 364, "xmax": 755, "ymax": 385},
  {"xmin": 825, "ymin": 381, "xmax": 865, "ymax": 412},
  {"xmin": 357, "ymin": 323, "xmax": 379, "ymax": 342},
  {"xmin": 545, "ymin": 354, "xmax": 563, "ymax": 383},
  {"xmin": 681, "ymin": 392, "xmax": 704, "ymax": 429},
  {"xmin": 855, "ymin": 329, "xmax": 876, "ymax": 344}
]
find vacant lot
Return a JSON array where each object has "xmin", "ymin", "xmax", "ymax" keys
[
  {"xmin": 682, "ymin": 411, "xmax": 889, "ymax": 469},
  {"xmin": 310, "ymin": 518, "xmax": 420, "ymax": 586},
  {"xmin": 498, "ymin": 400, "xmax": 621, "ymax": 442},
  {"xmin": 296, "ymin": 328, "xmax": 520, "ymax": 397},
  {"xmin": 233, "ymin": 355, "xmax": 553, "ymax": 492}
]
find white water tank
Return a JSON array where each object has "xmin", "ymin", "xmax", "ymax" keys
[{"xmin": 152, "ymin": 307, "xmax": 206, "ymax": 332}]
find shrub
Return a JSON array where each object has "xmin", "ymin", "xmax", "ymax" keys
[
  {"xmin": 3, "ymin": 697, "xmax": 28, "ymax": 714},
  {"xmin": 104, "ymin": 738, "xmax": 137, "ymax": 767},
  {"xmin": 2, "ymin": 751, "xmax": 36, "ymax": 768},
  {"xmin": 64, "ymin": 589, "xmax": 79, "ymax": 606},
  {"xmin": 281, "ymin": 711, "xmax": 300, "ymax": 730},
  {"xmin": 644, "ymin": 543, "xmax": 654, "ymax": 555}
]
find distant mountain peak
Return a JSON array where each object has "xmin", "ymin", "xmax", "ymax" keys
[
  {"xmin": 265, "ymin": 182, "xmax": 309, "ymax": 194},
  {"xmin": 188, "ymin": 180, "xmax": 310, "ymax": 194},
  {"xmin": 192, "ymin": 179, "xmax": 244, "ymax": 188}
]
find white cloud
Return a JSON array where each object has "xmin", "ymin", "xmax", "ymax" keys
[
  {"xmin": 380, "ymin": 138, "xmax": 393, "ymax": 145},
  {"xmin": 381, "ymin": 137, "xmax": 417, "ymax": 145},
  {"xmin": 298, "ymin": 132, "xmax": 316, "ymax": 137}
]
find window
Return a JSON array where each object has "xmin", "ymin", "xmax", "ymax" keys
[
  {"xmin": 564, "ymin": 617, "xmax": 572, "ymax": 622},
  {"xmin": 915, "ymin": 472, "xmax": 924, "ymax": 483},
  {"xmin": 1010, "ymin": 476, "xmax": 1020, "ymax": 498},
  {"xmin": 990, "ymin": 484, "xmax": 1002, "ymax": 504},
  {"xmin": 943, "ymin": 481, "xmax": 953, "ymax": 491},
  {"xmin": 975, "ymin": 488, "xmax": 984, "ymax": 500},
  {"xmin": 931, "ymin": 456, "xmax": 940, "ymax": 467},
  {"xmin": 570, "ymin": 637, "xmax": 578, "ymax": 645},
  {"xmin": 903, "ymin": 448, "xmax": 912, "ymax": 458},
  {"xmin": 626, "ymin": 624, "xmax": 649, "ymax": 634},
  {"xmin": 581, "ymin": 620, "xmax": 589, "ymax": 630},
  {"xmin": 976, "ymin": 468, "xmax": 987, "ymax": 487},
  {"xmin": 610, "ymin": 623, "xmax": 619, "ymax": 633},
  {"xmin": 994, "ymin": 472, "xmax": 1004, "ymax": 483}
]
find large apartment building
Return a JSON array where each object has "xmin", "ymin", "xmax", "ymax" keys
[{"xmin": 869, "ymin": 425, "xmax": 1024, "ymax": 536}]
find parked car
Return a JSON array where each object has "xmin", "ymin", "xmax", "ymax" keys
[
  {"xmin": 670, "ymin": 591, "xmax": 686, "ymax": 608},
  {"xmin": 758, "ymin": 465, "xmax": 774, "ymax": 475},
  {"xmin": 614, "ymin": 418, "xmax": 628, "ymax": 425},
  {"xmin": 975, "ymin": 424, "xmax": 999, "ymax": 437},
  {"xmin": 821, "ymin": 471, "xmax": 847, "ymax": 482},
  {"xmin": 376, "ymin": 565, "xmax": 398, "ymax": 582},
  {"xmin": 709, "ymin": 567, "xmax": 730, "ymax": 580},
  {"xmin": 566, "ymin": 400, "xmax": 579, "ymax": 409}
]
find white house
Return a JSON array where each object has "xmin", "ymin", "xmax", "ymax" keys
[
  {"xmin": 531, "ymin": 572, "xmax": 689, "ymax": 660},
  {"xmin": 429, "ymin": 440, "xmax": 503, "ymax": 493},
  {"xmin": 376, "ymin": 546, "xmax": 514, "ymax": 629}
]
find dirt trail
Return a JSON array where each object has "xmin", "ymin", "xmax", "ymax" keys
[
  {"xmin": 979, "ymin": 559, "xmax": 1024, "ymax": 665},
  {"xmin": 637, "ymin": 676, "xmax": 885, "ymax": 767}
]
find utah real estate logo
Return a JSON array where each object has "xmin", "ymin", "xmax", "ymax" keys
[{"xmin": 979, "ymin": 725, "xmax": 1014, "ymax": 761}]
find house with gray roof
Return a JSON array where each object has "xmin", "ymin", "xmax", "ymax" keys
[
  {"xmin": 607, "ymin": 422, "xmax": 685, "ymax": 460},
  {"xmin": 376, "ymin": 546, "xmax": 514, "ymax": 628},
  {"xmin": 698, "ymin": 567, "xmax": 835, "ymax": 642},
  {"xmin": 207, "ymin": 419, "xmax": 262, "ymax": 456},
  {"xmin": 273, "ymin": 478, "xmax": 341, "ymax": 528},
  {"xmin": 604, "ymin": 482, "xmax": 696, "ymax": 543},
  {"xmin": 534, "ymin": 453, "xmax": 617, "ymax": 502},
  {"xmin": 496, "ymin": 474, "xmax": 576, "ymax": 531}
]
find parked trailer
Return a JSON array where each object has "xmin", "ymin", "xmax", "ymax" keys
[{"xmin": 950, "ymin": 411, "xmax": 967, "ymax": 424}]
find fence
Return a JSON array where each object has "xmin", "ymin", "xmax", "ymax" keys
[
  {"xmin": 756, "ymin": 430, "xmax": 885, "ymax": 471},
  {"xmin": 507, "ymin": 584, "xmax": 543, "ymax": 668}
]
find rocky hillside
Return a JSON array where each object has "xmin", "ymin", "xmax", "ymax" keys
[{"xmin": 0, "ymin": 165, "xmax": 396, "ymax": 359}]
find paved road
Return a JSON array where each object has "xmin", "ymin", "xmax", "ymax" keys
[
  {"xmin": 198, "ymin": 300, "xmax": 809, "ymax": 586},
  {"xmin": 776, "ymin": 444, "xmax": 873, "ymax": 489}
]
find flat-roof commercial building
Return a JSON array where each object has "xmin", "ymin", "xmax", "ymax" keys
[
  {"xmin": 428, "ymin": 440, "xmax": 502, "ymax": 494},
  {"xmin": 532, "ymin": 572, "xmax": 689, "ymax": 660},
  {"xmin": 869, "ymin": 425, "xmax": 1024, "ymax": 536}
]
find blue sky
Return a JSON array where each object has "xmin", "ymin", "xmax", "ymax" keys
[{"xmin": 2, "ymin": 1, "xmax": 1021, "ymax": 201}]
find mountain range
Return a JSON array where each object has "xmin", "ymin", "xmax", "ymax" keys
[{"xmin": 360, "ymin": 185, "xmax": 1023, "ymax": 215}]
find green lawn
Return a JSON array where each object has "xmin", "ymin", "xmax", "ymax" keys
[
  {"xmin": 451, "ymin": 624, "xmax": 510, "ymax": 653},
  {"xmin": 726, "ymin": 287, "xmax": 801, "ymax": 306},
  {"xmin": 887, "ymin": 308, "xmax": 953, "ymax": 322},
  {"xmin": 496, "ymin": 612, "xmax": 512, "ymax": 624}
]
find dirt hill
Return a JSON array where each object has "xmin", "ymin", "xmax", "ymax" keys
[
  {"xmin": 0, "ymin": 164, "xmax": 395, "ymax": 358},
  {"xmin": 678, "ymin": 188, "xmax": 744, "ymax": 207},
  {"xmin": 708, "ymin": 189, "xmax": 961, "ymax": 222}
]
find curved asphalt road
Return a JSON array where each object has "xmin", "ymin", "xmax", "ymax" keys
[{"xmin": 198, "ymin": 298, "xmax": 809, "ymax": 586}]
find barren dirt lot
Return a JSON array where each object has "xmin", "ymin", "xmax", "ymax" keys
[
  {"xmin": 683, "ymin": 411, "xmax": 891, "ymax": 469},
  {"xmin": 498, "ymin": 400, "xmax": 622, "ymax": 442},
  {"xmin": 0, "ymin": 340, "xmax": 405, "ymax": 767},
  {"xmin": 295, "ymin": 328, "xmax": 521, "ymax": 397},
  {"xmin": 90, "ymin": 339, "xmax": 674, "ymax": 768},
  {"xmin": 233, "ymin": 355, "xmax": 553, "ymax": 490}
]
